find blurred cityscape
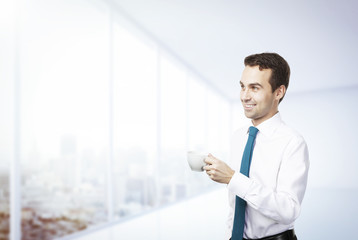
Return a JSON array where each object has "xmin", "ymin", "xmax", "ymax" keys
[
  {"xmin": 0, "ymin": 172, "xmax": 10, "ymax": 240},
  {"xmin": 0, "ymin": 170, "xmax": 107, "ymax": 240},
  {"xmin": 0, "ymin": 136, "xmax": 213, "ymax": 240}
]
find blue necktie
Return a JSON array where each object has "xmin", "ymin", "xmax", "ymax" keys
[{"xmin": 231, "ymin": 126, "xmax": 259, "ymax": 240}]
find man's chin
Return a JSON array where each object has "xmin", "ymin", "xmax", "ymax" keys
[{"xmin": 244, "ymin": 111, "xmax": 255, "ymax": 119}]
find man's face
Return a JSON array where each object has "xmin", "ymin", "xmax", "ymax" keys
[{"xmin": 240, "ymin": 66, "xmax": 282, "ymax": 126}]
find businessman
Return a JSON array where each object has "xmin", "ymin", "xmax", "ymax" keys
[{"xmin": 203, "ymin": 53, "xmax": 309, "ymax": 240}]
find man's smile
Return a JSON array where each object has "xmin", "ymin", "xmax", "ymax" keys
[{"xmin": 243, "ymin": 103, "xmax": 256, "ymax": 110}]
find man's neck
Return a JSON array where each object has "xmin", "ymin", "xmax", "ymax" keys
[{"xmin": 251, "ymin": 110, "xmax": 279, "ymax": 126}]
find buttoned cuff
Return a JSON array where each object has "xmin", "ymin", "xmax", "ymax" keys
[{"xmin": 227, "ymin": 172, "xmax": 253, "ymax": 199}]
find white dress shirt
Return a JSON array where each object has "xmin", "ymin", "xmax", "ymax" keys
[{"xmin": 226, "ymin": 113, "xmax": 309, "ymax": 239}]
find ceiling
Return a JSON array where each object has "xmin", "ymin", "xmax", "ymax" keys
[{"xmin": 112, "ymin": 0, "xmax": 358, "ymax": 101}]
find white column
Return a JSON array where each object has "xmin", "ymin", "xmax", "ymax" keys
[
  {"xmin": 106, "ymin": 0, "xmax": 114, "ymax": 222},
  {"xmin": 10, "ymin": 0, "xmax": 21, "ymax": 239}
]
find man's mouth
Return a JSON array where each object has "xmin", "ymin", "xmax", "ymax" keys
[{"xmin": 244, "ymin": 104, "xmax": 256, "ymax": 110}]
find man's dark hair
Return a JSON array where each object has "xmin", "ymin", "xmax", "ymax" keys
[{"xmin": 244, "ymin": 52, "xmax": 290, "ymax": 103}]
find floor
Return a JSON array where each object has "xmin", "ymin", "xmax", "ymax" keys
[{"xmin": 57, "ymin": 187, "xmax": 358, "ymax": 240}]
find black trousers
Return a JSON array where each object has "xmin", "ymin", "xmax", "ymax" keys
[{"xmin": 230, "ymin": 229, "xmax": 297, "ymax": 240}]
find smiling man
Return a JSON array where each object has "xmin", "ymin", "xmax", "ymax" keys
[{"xmin": 203, "ymin": 53, "xmax": 309, "ymax": 240}]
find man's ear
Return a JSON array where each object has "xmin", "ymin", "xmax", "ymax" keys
[{"xmin": 275, "ymin": 85, "xmax": 286, "ymax": 101}]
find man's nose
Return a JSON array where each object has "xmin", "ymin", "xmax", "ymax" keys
[{"xmin": 241, "ymin": 89, "xmax": 251, "ymax": 101}]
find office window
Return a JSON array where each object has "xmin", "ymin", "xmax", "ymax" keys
[
  {"xmin": 187, "ymin": 75, "xmax": 208, "ymax": 152},
  {"xmin": 159, "ymin": 55, "xmax": 188, "ymax": 204},
  {"xmin": 207, "ymin": 89, "xmax": 221, "ymax": 154},
  {"xmin": 19, "ymin": 0, "xmax": 110, "ymax": 239},
  {"xmin": 207, "ymin": 89, "xmax": 231, "ymax": 162},
  {"xmin": 216, "ymin": 94, "xmax": 231, "ymax": 161},
  {"xmin": 0, "ymin": 1, "xmax": 14, "ymax": 236},
  {"xmin": 187, "ymin": 75, "xmax": 212, "ymax": 194},
  {"xmin": 6, "ymin": 1, "xmax": 234, "ymax": 239},
  {"xmin": 112, "ymin": 24, "xmax": 158, "ymax": 218}
]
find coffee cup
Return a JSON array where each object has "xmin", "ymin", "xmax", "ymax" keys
[{"xmin": 187, "ymin": 151, "xmax": 207, "ymax": 172}]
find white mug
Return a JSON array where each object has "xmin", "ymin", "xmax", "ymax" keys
[{"xmin": 187, "ymin": 151, "xmax": 207, "ymax": 172}]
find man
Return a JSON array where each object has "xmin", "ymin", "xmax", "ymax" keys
[{"xmin": 203, "ymin": 53, "xmax": 309, "ymax": 240}]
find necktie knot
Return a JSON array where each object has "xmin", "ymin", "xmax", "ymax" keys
[{"xmin": 248, "ymin": 126, "xmax": 259, "ymax": 138}]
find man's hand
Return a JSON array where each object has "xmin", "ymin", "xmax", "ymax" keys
[{"xmin": 203, "ymin": 153, "xmax": 235, "ymax": 184}]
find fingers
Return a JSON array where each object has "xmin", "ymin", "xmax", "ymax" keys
[
  {"xmin": 204, "ymin": 153, "xmax": 216, "ymax": 164},
  {"xmin": 203, "ymin": 153, "xmax": 218, "ymax": 173},
  {"xmin": 204, "ymin": 163, "xmax": 217, "ymax": 178},
  {"xmin": 204, "ymin": 156, "xmax": 212, "ymax": 165},
  {"xmin": 203, "ymin": 153, "xmax": 221, "ymax": 180},
  {"xmin": 205, "ymin": 169, "xmax": 215, "ymax": 180},
  {"xmin": 203, "ymin": 165, "xmax": 210, "ymax": 171}
]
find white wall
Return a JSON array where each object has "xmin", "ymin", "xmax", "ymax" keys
[
  {"xmin": 281, "ymin": 87, "xmax": 358, "ymax": 238},
  {"xmin": 280, "ymin": 87, "xmax": 358, "ymax": 190}
]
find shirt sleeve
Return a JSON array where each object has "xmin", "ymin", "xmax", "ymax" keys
[{"xmin": 227, "ymin": 135, "xmax": 309, "ymax": 225}]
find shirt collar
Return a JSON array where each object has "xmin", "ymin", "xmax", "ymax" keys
[{"xmin": 249, "ymin": 112, "xmax": 283, "ymax": 137}]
